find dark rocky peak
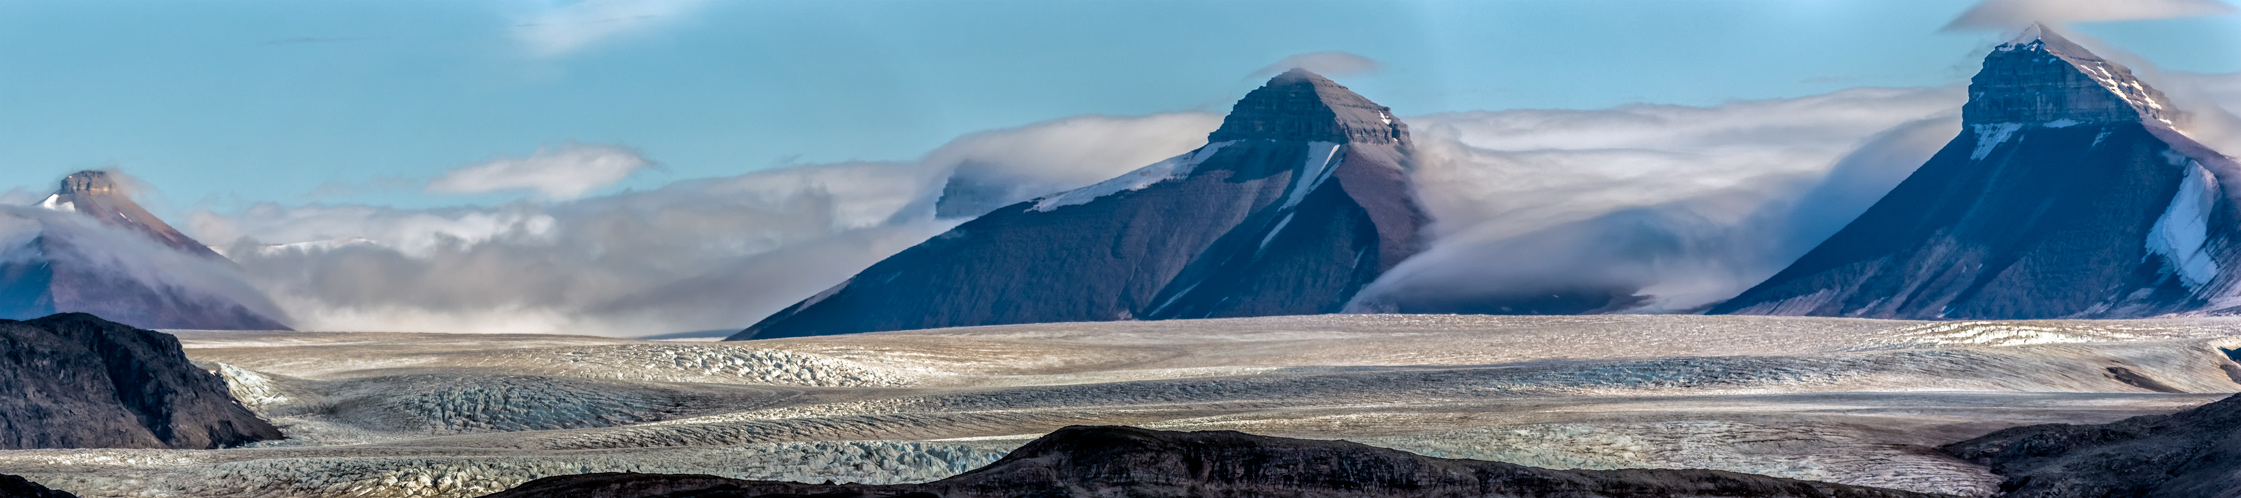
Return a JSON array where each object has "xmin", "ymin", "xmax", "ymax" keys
[
  {"xmin": 1208, "ymin": 68, "xmax": 1408, "ymax": 145},
  {"xmin": 59, "ymin": 170, "xmax": 121, "ymax": 196},
  {"xmin": 36, "ymin": 170, "xmax": 223, "ymax": 259},
  {"xmin": 1965, "ymin": 24, "xmax": 2174, "ymax": 127}
]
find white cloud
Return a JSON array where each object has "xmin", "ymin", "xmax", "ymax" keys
[
  {"xmin": 0, "ymin": 205, "xmax": 292, "ymax": 327},
  {"xmin": 185, "ymin": 85, "xmax": 1985, "ymax": 333},
  {"xmin": 512, "ymin": 0, "xmax": 708, "ymax": 57},
  {"xmin": 191, "ymin": 113, "xmax": 1217, "ymax": 336},
  {"xmin": 1351, "ymin": 86, "xmax": 1968, "ymax": 313},
  {"xmin": 1943, "ymin": 0, "xmax": 2236, "ymax": 31},
  {"xmin": 926, "ymin": 113, "xmax": 1223, "ymax": 217},
  {"xmin": 1255, "ymin": 51, "xmax": 1381, "ymax": 78},
  {"xmin": 426, "ymin": 143, "xmax": 654, "ymax": 200}
]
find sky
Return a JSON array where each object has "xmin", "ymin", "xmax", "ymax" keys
[
  {"xmin": 0, "ymin": 0, "xmax": 2238, "ymax": 335},
  {"xmin": 4, "ymin": 0, "xmax": 2238, "ymax": 209}
]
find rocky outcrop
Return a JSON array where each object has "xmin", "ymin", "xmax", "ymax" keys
[
  {"xmin": 484, "ymin": 425, "xmax": 1947, "ymax": 498},
  {"xmin": 0, "ymin": 473, "xmax": 77, "ymax": 498},
  {"xmin": 1, "ymin": 171, "xmax": 290, "ymax": 330},
  {"xmin": 1942, "ymin": 393, "xmax": 2241, "ymax": 497},
  {"xmin": 733, "ymin": 69, "xmax": 1426, "ymax": 339},
  {"xmin": 1713, "ymin": 26, "xmax": 2241, "ymax": 319},
  {"xmin": 0, "ymin": 312, "xmax": 281, "ymax": 449}
]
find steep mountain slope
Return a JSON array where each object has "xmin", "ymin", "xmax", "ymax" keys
[
  {"xmin": 0, "ymin": 312, "xmax": 280, "ymax": 449},
  {"xmin": 1713, "ymin": 26, "xmax": 2241, "ymax": 319},
  {"xmin": 1942, "ymin": 392, "xmax": 2241, "ymax": 497},
  {"xmin": 733, "ymin": 69, "xmax": 1425, "ymax": 339},
  {"xmin": 485, "ymin": 426, "xmax": 1945, "ymax": 498},
  {"xmin": 0, "ymin": 171, "xmax": 289, "ymax": 330}
]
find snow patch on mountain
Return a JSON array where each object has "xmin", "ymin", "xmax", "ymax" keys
[
  {"xmin": 1282, "ymin": 142, "xmax": 1344, "ymax": 210},
  {"xmin": 1257, "ymin": 213, "xmax": 1295, "ymax": 253},
  {"xmin": 1971, "ymin": 123, "xmax": 2024, "ymax": 160},
  {"xmin": 2148, "ymin": 159, "xmax": 2222, "ymax": 289},
  {"xmin": 35, "ymin": 194, "xmax": 72, "ymax": 213},
  {"xmin": 1030, "ymin": 141, "xmax": 1233, "ymax": 212}
]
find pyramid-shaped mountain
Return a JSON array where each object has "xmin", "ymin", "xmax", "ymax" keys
[
  {"xmin": 0, "ymin": 171, "xmax": 290, "ymax": 330},
  {"xmin": 1712, "ymin": 26, "xmax": 2241, "ymax": 319},
  {"xmin": 733, "ymin": 70, "xmax": 1427, "ymax": 339}
]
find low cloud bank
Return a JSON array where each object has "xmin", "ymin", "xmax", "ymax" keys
[
  {"xmin": 190, "ymin": 114, "xmax": 1221, "ymax": 335},
  {"xmin": 1351, "ymin": 87, "xmax": 1966, "ymax": 313},
  {"xmin": 136, "ymin": 71, "xmax": 2241, "ymax": 335}
]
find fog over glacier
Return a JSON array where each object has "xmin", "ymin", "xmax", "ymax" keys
[{"xmin": 13, "ymin": 75, "xmax": 2232, "ymax": 335}]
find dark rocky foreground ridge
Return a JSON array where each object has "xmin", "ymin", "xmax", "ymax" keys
[
  {"xmin": 1713, "ymin": 26, "xmax": 2241, "ymax": 319},
  {"xmin": 733, "ymin": 69, "xmax": 1427, "ymax": 339},
  {"xmin": 1943, "ymin": 392, "xmax": 2241, "ymax": 497},
  {"xmin": 0, "ymin": 312, "xmax": 280, "ymax": 449},
  {"xmin": 483, "ymin": 425, "xmax": 1947, "ymax": 498},
  {"xmin": 0, "ymin": 473, "xmax": 79, "ymax": 498},
  {"xmin": 0, "ymin": 171, "xmax": 291, "ymax": 330}
]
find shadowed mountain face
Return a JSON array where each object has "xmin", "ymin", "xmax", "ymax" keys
[
  {"xmin": 483, "ymin": 425, "xmax": 1945, "ymax": 498},
  {"xmin": 0, "ymin": 313, "xmax": 281, "ymax": 449},
  {"xmin": 733, "ymin": 70, "xmax": 1426, "ymax": 340},
  {"xmin": 1943, "ymin": 393, "xmax": 2241, "ymax": 497},
  {"xmin": 1713, "ymin": 26, "xmax": 2241, "ymax": 319},
  {"xmin": 0, "ymin": 171, "xmax": 289, "ymax": 330}
]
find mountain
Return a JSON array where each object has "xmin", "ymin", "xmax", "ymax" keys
[
  {"xmin": 0, "ymin": 171, "xmax": 290, "ymax": 330},
  {"xmin": 1942, "ymin": 392, "xmax": 2241, "ymax": 497},
  {"xmin": 732, "ymin": 69, "xmax": 1426, "ymax": 339},
  {"xmin": 485, "ymin": 425, "xmax": 1942, "ymax": 498},
  {"xmin": 36, "ymin": 170, "xmax": 225, "ymax": 259},
  {"xmin": 0, "ymin": 312, "xmax": 281, "ymax": 449},
  {"xmin": 1711, "ymin": 25, "xmax": 2241, "ymax": 319}
]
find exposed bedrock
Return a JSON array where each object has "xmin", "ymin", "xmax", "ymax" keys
[
  {"xmin": 0, "ymin": 473, "xmax": 78, "ymax": 498},
  {"xmin": 1943, "ymin": 392, "xmax": 2241, "ymax": 497},
  {"xmin": 0, "ymin": 312, "xmax": 280, "ymax": 449},
  {"xmin": 484, "ymin": 425, "xmax": 1948, "ymax": 498}
]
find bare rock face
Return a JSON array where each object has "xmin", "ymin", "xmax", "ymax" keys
[
  {"xmin": 733, "ymin": 70, "xmax": 1427, "ymax": 339},
  {"xmin": 1712, "ymin": 26, "xmax": 2241, "ymax": 319},
  {"xmin": 0, "ymin": 171, "xmax": 290, "ymax": 330},
  {"xmin": 483, "ymin": 426, "xmax": 1947, "ymax": 498},
  {"xmin": 0, "ymin": 473, "xmax": 77, "ymax": 498},
  {"xmin": 0, "ymin": 312, "xmax": 281, "ymax": 449},
  {"xmin": 1942, "ymin": 393, "xmax": 2241, "ymax": 497}
]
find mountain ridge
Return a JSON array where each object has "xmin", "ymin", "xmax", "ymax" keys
[{"xmin": 732, "ymin": 69, "xmax": 1426, "ymax": 340}]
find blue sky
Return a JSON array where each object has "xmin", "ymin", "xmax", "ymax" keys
[{"xmin": 3, "ymin": 0, "xmax": 2237, "ymax": 212}]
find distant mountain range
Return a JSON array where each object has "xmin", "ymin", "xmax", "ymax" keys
[
  {"xmin": 727, "ymin": 27, "xmax": 2241, "ymax": 337},
  {"xmin": 1714, "ymin": 25, "xmax": 2241, "ymax": 319},
  {"xmin": 0, "ymin": 171, "xmax": 289, "ymax": 330},
  {"xmin": 11, "ymin": 26, "xmax": 2236, "ymax": 336}
]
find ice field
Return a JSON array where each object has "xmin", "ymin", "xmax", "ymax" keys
[{"xmin": 8, "ymin": 314, "xmax": 2241, "ymax": 497}]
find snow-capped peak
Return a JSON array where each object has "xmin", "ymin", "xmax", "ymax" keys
[{"xmin": 35, "ymin": 194, "xmax": 75, "ymax": 213}]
